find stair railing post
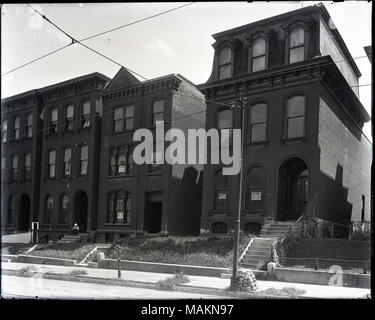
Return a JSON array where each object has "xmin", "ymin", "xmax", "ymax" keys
[{"xmin": 117, "ymin": 247, "xmax": 121, "ymax": 279}]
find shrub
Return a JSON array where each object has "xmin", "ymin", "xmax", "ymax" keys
[
  {"xmin": 156, "ymin": 272, "xmax": 190, "ymax": 291},
  {"xmin": 68, "ymin": 269, "xmax": 88, "ymax": 276}
]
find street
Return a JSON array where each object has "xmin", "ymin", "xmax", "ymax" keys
[{"xmin": 1, "ymin": 275, "xmax": 224, "ymax": 300}]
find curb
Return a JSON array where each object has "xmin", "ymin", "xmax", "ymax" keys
[{"xmin": 2, "ymin": 269, "xmax": 303, "ymax": 299}]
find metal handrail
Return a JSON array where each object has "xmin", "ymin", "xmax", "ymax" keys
[{"xmin": 238, "ymin": 237, "xmax": 255, "ymax": 263}]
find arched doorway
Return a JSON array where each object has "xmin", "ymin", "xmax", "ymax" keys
[
  {"xmin": 277, "ymin": 157, "xmax": 308, "ymax": 221},
  {"xmin": 19, "ymin": 194, "xmax": 31, "ymax": 231},
  {"xmin": 73, "ymin": 191, "xmax": 88, "ymax": 232}
]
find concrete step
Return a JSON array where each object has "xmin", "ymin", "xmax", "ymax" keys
[
  {"xmin": 244, "ymin": 254, "xmax": 271, "ymax": 260},
  {"xmin": 252, "ymin": 238, "xmax": 275, "ymax": 243},
  {"xmin": 247, "ymin": 249, "xmax": 271, "ymax": 255}
]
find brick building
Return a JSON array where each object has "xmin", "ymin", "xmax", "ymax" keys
[
  {"xmin": 95, "ymin": 68, "xmax": 205, "ymax": 241},
  {"xmin": 198, "ymin": 4, "xmax": 371, "ymax": 236}
]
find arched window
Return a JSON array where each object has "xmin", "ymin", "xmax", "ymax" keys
[
  {"xmin": 250, "ymin": 103, "xmax": 267, "ymax": 143},
  {"xmin": 285, "ymin": 96, "xmax": 306, "ymax": 139},
  {"xmin": 246, "ymin": 166, "xmax": 265, "ymax": 210},
  {"xmin": 59, "ymin": 194, "xmax": 69, "ymax": 224},
  {"xmin": 218, "ymin": 108, "xmax": 233, "ymax": 144},
  {"xmin": 8, "ymin": 196, "xmax": 15, "ymax": 224},
  {"xmin": 214, "ymin": 168, "xmax": 230, "ymax": 210},
  {"xmin": 289, "ymin": 27, "xmax": 305, "ymax": 63},
  {"xmin": 212, "ymin": 222, "xmax": 228, "ymax": 234},
  {"xmin": 251, "ymin": 37, "xmax": 266, "ymax": 72},
  {"xmin": 218, "ymin": 47, "xmax": 232, "ymax": 80},
  {"xmin": 45, "ymin": 194, "xmax": 53, "ymax": 224}
]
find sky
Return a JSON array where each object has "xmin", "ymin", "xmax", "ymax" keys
[{"xmin": 1, "ymin": 1, "xmax": 372, "ymax": 138}]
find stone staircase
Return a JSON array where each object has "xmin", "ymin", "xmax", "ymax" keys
[
  {"xmin": 239, "ymin": 221, "xmax": 295, "ymax": 270},
  {"xmin": 57, "ymin": 233, "xmax": 93, "ymax": 243}
]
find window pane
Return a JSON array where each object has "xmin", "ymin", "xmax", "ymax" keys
[
  {"xmin": 219, "ymin": 65, "xmax": 231, "ymax": 80},
  {"xmin": 25, "ymin": 153, "xmax": 31, "ymax": 167},
  {"xmin": 215, "ymin": 169, "xmax": 229, "ymax": 189},
  {"xmin": 2, "ymin": 121, "xmax": 7, "ymax": 131},
  {"xmin": 215, "ymin": 191, "xmax": 229, "ymax": 210},
  {"xmin": 51, "ymin": 109, "xmax": 58, "ymax": 121},
  {"xmin": 290, "ymin": 28, "xmax": 305, "ymax": 47},
  {"xmin": 80, "ymin": 160, "xmax": 88, "ymax": 175},
  {"xmin": 218, "ymin": 109, "xmax": 232, "ymax": 129},
  {"xmin": 286, "ymin": 97, "xmax": 305, "ymax": 117},
  {"xmin": 219, "ymin": 47, "xmax": 232, "ymax": 65},
  {"xmin": 80, "ymin": 146, "xmax": 88, "ymax": 160},
  {"xmin": 62, "ymin": 195, "xmax": 69, "ymax": 210},
  {"xmin": 66, "ymin": 105, "xmax": 74, "ymax": 118},
  {"xmin": 64, "ymin": 148, "xmax": 72, "ymax": 162},
  {"xmin": 153, "ymin": 100, "xmax": 164, "ymax": 114},
  {"xmin": 252, "ymin": 38, "xmax": 266, "ymax": 57},
  {"xmin": 153, "ymin": 113, "xmax": 163, "ymax": 123},
  {"xmin": 125, "ymin": 105, "xmax": 134, "ymax": 118},
  {"xmin": 83, "ymin": 101, "xmax": 91, "ymax": 115},
  {"xmin": 114, "ymin": 119, "xmax": 123, "ymax": 132},
  {"xmin": 47, "ymin": 196, "xmax": 53, "ymax": 209},
  {"xmin": 252, "ymin": 56, "xmax": 266, "ymax": 72},
  {"xmin": 247, "ymin": 167, "xmax": 264, "ymax": 187},
  {"xmin": 247, "ymin": 189, "xmax": 264, "ymax": 210},
  {"xmin": 251, "ymin": 104, "xmax": 267, "ymax": 123},
  {"xmin": 287, "ymin": 117, "xmax": 305, "ymax": 138},
  {"xmin": 125, "ymin": 118, "xmax": 133, "ymax": 130},
  {"xmin": 27, "ymin": 114, "xmax": 33, "ymax": 125},
  {"xmin": 114, "ymin": 107, "xmax": 123, "ymax": 120},
  {"xmin": 49, "ymin": 151, "xmax": 56, "ymax": 164},
  {"xmin": 1, "ymin": 157, "xmax": 5, "ymax": 170},
  {"xmin": 12, "ymin": 155, "xmax": 18, "ymax": 168},
  {"xmin": 251, "ymin": 123, "xmax": 266, "ymax": 142},
  {"xmin": 15, "ymin": 117, "xmax": 20, "ymax": 128},
  {"xmin": 289, "ymin": 47, "xmax": 305, "ymax": 63}
]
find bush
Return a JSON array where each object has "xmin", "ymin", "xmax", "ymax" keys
[
  {"xmin": 68, "ymin": 269, "xmax": 88, "ymax": 276},
  {"xmin": 275, "ymin": 237, "xmax": 299, "ymax": 266},
  {"xmin": 29, "ymin": 243, "xmax": 97, "ymax": 262},
  {"xmin": 156, "ymin": 272, "xmax": 190, "ymax": 290}
]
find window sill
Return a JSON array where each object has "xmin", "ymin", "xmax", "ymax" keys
[
  {"xmin": 246, "ymin": 140, "xmax": 269, "ymax": 147},
  {"xmin": 280, "ymin": 136, "xmax": 308, "ymax": 144},
  {"xmin": 146, "ymin": 171, "xmax": 162, "ymax": 176},
  {"xmin": 106, "ymin": 174, "xmax": 134, "ymax": 179}
]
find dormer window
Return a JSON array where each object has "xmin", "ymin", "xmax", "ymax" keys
[
  {"xmin": 251, "ymin": 37, "xmax": 266, "ymax": 72},
  {"xmin": 218, "ymin": 47, "xmax": 232, "ymax": 80},
  {"xmin": 289, "ymin": 27, "xmax": 305, "ymax": 63}
]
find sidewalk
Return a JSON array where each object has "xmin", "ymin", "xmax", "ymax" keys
[{"xmin": 1, "ymin": 261, "xmax": 370, "ymax": 299}]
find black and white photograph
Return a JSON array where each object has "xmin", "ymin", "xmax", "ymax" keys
[{"xmin": 0, "ymin": 1, "xmax": 372, "ymax": 304}]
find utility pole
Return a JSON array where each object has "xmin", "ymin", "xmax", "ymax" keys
[{"xmin": 230, "ymin": 96, "xmax": 247, "ymax": 290}]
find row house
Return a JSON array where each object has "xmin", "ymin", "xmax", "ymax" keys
[{"xmin": 198, "ymin": 4, "xmax": 371, "ymax": 236}]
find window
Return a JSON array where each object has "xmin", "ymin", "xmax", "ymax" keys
[
  {"xmin": 2, "ymin": 120, "xmax": 7, "ymax": 142},
  {"xmin": 125, "ymin": 105, "xmax": 134, "ymax": 130},
  {"xmin": 285, "ymin": 96, "xmax": 305, "ymax": 139},
  {"xmin": 63, "ymin": 147, "xmax": 72, "ymax": 177},
  {"xmin": 47, "ymin": 150, "xmax": 56, "ymax": 178},
  {"xmin": 59, "ymin": 194, "xmax": 69, "ymax": 225},
  {"xmin": 81, "ymin": 101, "xmax": 91, "ymax": 128},
  {"xmin": 218, "ymin": 47, "xmax": 232, "ymax": 80},
  {"xmin": 1, "ymin": 157, "xmax": 5, "ymax": 181},
  {"xmin": 109, "ymin": 146, "xmax": 133, "ymax": 176},
  {"xmin": 214, "ymin": 168, "xmax": 230, "ymax": 210},
  {"xmin": 64, "ymin": 105, "xmax": 74, "ymax": 132},
  {"xmin": 250, "ymin": 103, "xmax": 267, "ymax": 143},
  {"xmin": 24, "ymin": 153, "xmax": 32, "ymax": 181},
  {"xmin": 212, "ymin": 222, "xmax": 228, "ymax": 234},
  {"xmin": 45, "ymin": 195, "xmax": 53, "ymax": 224},
  {"xmin": 8, "ymin": 196, "xmax": 16, "ymax": 224},
  {"xmin": 149, "ymin": 149, "xmax": 163, "ymax": 173},
  {"xmin": 79, "ymin": 145, "xmax": 89, "ymax": 175},
  {"xmin": 289, "ymin": 27, "xmax": 305, "ymax": 63},
  {"xmin": 26, "ymin": 114, "xmax": 33, "ymax": 138},
  {"xmin": 246, "ymin": 166, "xmax": 265, "ymax": 210},
  {"xmin": 251, "ymin": 38, "xmax": 266, "ymax": 72},
  {"xmin": 218, "ymin": 108, "xmax": 233, "ymax": 144},
  {"xmin": 113, "ymin": 107, "xmax": 124, "ymax": 132},
  {"xmin": 14, "ymin": 117, "xmax": 20, "ymax": 140},
  {"xmin": 49, "ymin": 108, "xmax": 58, "ymax": 134},
  {"xmin": 113, "ymin": 105, "xmax": 134, "ymax": 132},
  {"xmin": 107, "ymin": 191, "xmax": 131, "ymax": 224},
  {"xmin": 152, "ymin": 100, "xmax": 164, "ymax": 126},
  {"xmin": 11, "ymin": 155, "xmax": 18, "ymax": 180}
]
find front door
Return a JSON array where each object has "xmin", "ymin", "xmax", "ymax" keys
[{"xmin": 74, "ymin": 191, "xmax": 88, "ymax": 232}]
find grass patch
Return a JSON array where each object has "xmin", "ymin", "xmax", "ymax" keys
[
  {"xmin": 104, "ymin": 235, "xmax": 254, "ymax": 268},
  {"xmin": 225, "ymin": 286, "xmax": 306, "ymax": 297},
  {"xmin": 28, "ymin": 243, "xmax": 97, "ymax": 262},
  {"xmin": 157, "ymin": 272, "xmax": 190, "ymax": 290},
  {"xmin": 67, "ymin": 269, "xmax": 88, "ymax": 276}
]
